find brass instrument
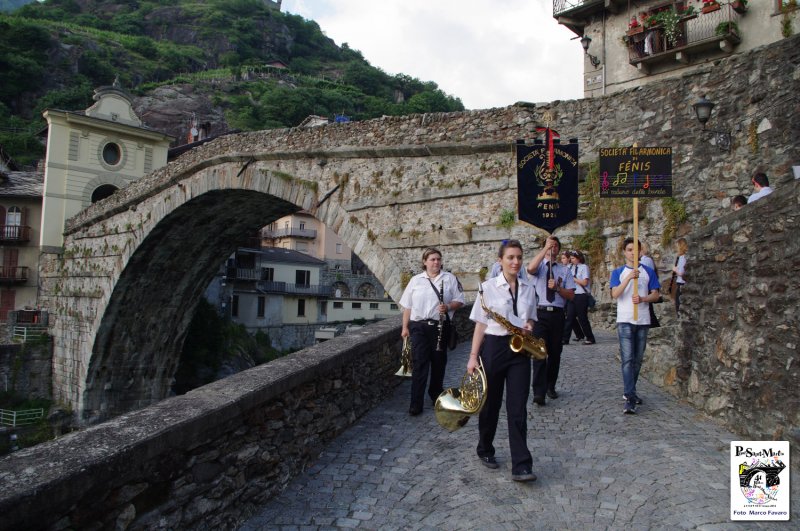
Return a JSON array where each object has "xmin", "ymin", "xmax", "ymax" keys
[
  {"xmin": 479, "ymin": 290, "xmax": 548, "ymax": 361},
  {"xmin": 395, "ymin": 337, "xmax": 413, "ymax": 377},
  {"xmin": 434, "ymin": 357, "xmax": 487, "ymax": 432}
]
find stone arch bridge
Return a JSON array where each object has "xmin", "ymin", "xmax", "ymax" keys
[
  {"xmin": 41, "ymin": 36, "xmax": 798, "ymax": 423},
  {"xmin": 43, "ymin": 106, "xmax": 550, "ymax": 423}
]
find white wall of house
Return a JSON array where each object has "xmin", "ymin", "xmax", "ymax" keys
[
  {"xmin": 579, "ymin": 1, "xmax": 790, "ymax": 98},
  {"xmin": 327, "ymin": 299, "xmax": 400, "ymax": 322}
]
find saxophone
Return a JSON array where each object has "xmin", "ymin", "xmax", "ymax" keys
[{"xmin": 478, "ymin": 289, "xmax": 548, "ymax": 361}]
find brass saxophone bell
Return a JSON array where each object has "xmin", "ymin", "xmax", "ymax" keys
[
  {"xmin": 434, "ymin": 358, "xmax": 487, "ymax": 432},
  {"xmin": 395, "ymin": 337, "xmax": 413, "ymax": 377}
]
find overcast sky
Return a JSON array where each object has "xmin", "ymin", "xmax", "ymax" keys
[{"xmin": 281, "ymin": 0, "xmax": 585, "ymax": 110}]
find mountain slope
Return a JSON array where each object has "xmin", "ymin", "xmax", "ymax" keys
[{"xmin": 0, "ymin": 0, "xmax": 464, "ymax": 165}]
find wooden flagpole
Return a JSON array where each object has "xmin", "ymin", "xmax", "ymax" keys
[{"xmin": 632, "ymin": 143, "xmax": 639, "ymax": 321}]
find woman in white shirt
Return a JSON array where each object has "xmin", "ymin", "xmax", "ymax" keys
[
  {"xmin": 566, "ymin": 250, "xmax": 596, "ymax": 345},
  {"xmin": 467, "ymin": 239, "xmax": 537, "ymax": 482},
  {"xmin": 670, "ymin": 238, "xmax": 688, "ymax": 316},
  {"xmin": 400, "ymin": 248, "xmax": 465, "ymax": 416}
]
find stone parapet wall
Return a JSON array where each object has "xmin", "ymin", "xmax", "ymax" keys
[
  {"xmin": 0, "ymin": 342, "xmax": 52, "ymax": 400},
  {"xmin": 0, "ymin": 317, "xmax": 401, "ymax": 531},
  {"xmin": 645, "ymin": 178, "xmax": 800, "ymax": 456}
]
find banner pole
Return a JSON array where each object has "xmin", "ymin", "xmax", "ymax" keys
[
  {"xmin": 631, "ymin": 142, "xmax": 639, "ymax": 321},
  {"xmin": 633, "ymin": 197, "xmax": 639, "ymax": 321}
]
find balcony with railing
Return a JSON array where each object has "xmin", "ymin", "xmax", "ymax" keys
[
  {"xmin": 0, "ymin": 266, "xmax": 28, "ymax": 283},
  {"xmin": 626, "ymin": 4, "xmax": 741, "ymax": 71},
  {"xmin": 553, "ymin": 0, "xmax": 626, "ymax": 18},
  {"xmin": 0, "ymin": 225, "xmax": 32, "ymax": 243},
  {"xmin": 261, "ymin": 226, "xmax": 317, "ymax": 239},
  {"xmin": 257, "ymin": 281, "xmax": 333, "ymax": 297}
]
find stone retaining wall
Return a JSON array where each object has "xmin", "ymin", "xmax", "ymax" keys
[
  {"xmin": 0, "ymin": 342, "xmax": 52, "ymax": 400},
  {"xmin": 645, "ymin": 178, "xmax": 800, "ymax": 456},
  {"xmin": 0, "ymin": 317, "xmax": 401, "ymax": 531}
]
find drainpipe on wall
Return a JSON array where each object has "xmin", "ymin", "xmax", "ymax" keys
[{"xmin": 602, "ymin": 11, "xmax": 607, "ymax": 96}]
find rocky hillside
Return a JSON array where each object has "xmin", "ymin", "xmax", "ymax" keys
[{"xmin": 0, "ymin": 0, "xmax": 464, "ymax": 165}]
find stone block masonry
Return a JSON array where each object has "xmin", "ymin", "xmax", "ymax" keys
[
  {"xmin": 0, "ymin": 317, "xmax": 402, "ymax": 530},
  {"xmin": 645, "ymin": 178, "xmax": 800, "ymax": 459}
]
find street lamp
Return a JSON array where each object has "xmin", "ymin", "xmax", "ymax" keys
[
  {"xmin": 692, "ymin": 94, "xmax": 731, "ymax": 152},
  {"xmin": 580, "ymin": 35, "xmax": 601, "ymax": 68}
]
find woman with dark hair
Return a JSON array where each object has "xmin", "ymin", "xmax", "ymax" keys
[
  {"xmin": 561, "ymin": 250, "xmax": 583, "ymax": 344},
  {"xmin": 670, "ymin": 238, "xmax": 688, "ymax": 316},
  {"xmin": 400, "ymin": 248, "xmax": 465, "ymax": 416},
  {"xmin": 566, "ymin": 250, "xmax": 596, "ymax": 345},
  {"xmin": 467, "ymin": 239, "xmax": 537, "ymax": 482}
]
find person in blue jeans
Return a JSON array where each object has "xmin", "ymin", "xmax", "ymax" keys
[{"xmin": 610, "ymin": 238, "xmax": 661, "ymax": 414}]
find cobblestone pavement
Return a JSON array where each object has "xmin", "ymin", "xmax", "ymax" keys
[{"xmin": 240, "ymin": 331, "xmax": 799, "ymax": 530}]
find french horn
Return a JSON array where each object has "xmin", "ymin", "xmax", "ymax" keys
[
  {"xmin": 394, "ymin": 336, "xmax": 412, "ymax": 377},
  {"xmin": 434, "ymin": 357, "xmax": 487, "ymax": 432}
]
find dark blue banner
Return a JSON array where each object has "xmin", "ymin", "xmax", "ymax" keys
[{"xmin": 516, "ymin": 133, "xmax": 579, "ymax": 233}]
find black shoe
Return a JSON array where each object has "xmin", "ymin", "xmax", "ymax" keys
[
  {"xmin": 479, "ymin": 456, "xmax": 499, "ymax": 469},
  {"xmin": 512, "ymin": 469, "xmax": 537, "ymax": 482},
  {"xmin": 409, "ymin": 407, "xmax": 422, "ymax": 416},
  {"xmin": 562, "ymin": 340, "xmax": 569, "ymax": 345},
  {"xmin": 622, "ymin": 394, "xmax": 643, "ymax": 405},
  {"xmin": 533, "ymin": 395, "xmax": 546, "ymax": 406},
  {"xmin": 546, "ymin": 389, "xmax": 559, "ymax": 399},
  {"xmin": 575, "ymin": 337, "xmax": 585, "ymax": 342},
  {"xmin": 623, "ymin": 400, "xmax": 637, "ymax": 415}
]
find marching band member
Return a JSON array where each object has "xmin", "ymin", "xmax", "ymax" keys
[
  {"xmin": 400, "ymin": 248, "xmax": 464, "ymax": 416},
  {"xmin": 526, "ymin": 236, "xmax": 575, "ymax": 405},
  {"xmin": 468, "ymin": 239, "xmax": 537, "ymax": 482}
]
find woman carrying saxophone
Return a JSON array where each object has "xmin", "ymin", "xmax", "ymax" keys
[
  {"xmin": 467, "ymin": 239, "xmax": 538, "ymax": 482},
  {"xmin": 400, "ymin": 247, "xmax": 465, "ymax": 416}
]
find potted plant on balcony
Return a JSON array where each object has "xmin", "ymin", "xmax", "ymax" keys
[
  {"xmin": 627, "ymin": 15, "xmax": 643, "ymax": 36},
  {"xmin": 732, "ymin": 0, "xmax": 748, "ymax": 14},
  {"xmin": 715, "ymin": 20, "xmax": 741, "ymax": 39},
  {"xmin": 702, "ymin": 0, "xmax": 721, "ymax": 14},
  {"xmin": 652, "ymin": 7, "xmax": 683, "ymax": 47}
]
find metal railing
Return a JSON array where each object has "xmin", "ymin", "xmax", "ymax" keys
[
  {"xmin": 0, "ymin": 225, "xmax": 32, "ymax": 242},
  {"xmin": 261, "ymin": 227, "xmax": 317, "ymax": 239},
  {"xmin": 553, "ymin": 0, "xmax": 604, "ymax": 17},
  {"xmin": 0, "ymin": 266, "xmax": 29, "ymax": 283},
  {"xmin": 13, "ymin": 325, "xmax": 49, "ymax": 343},
  {"xmin": 257, "ymin": 281, "xmax": 333, "ymax": 297},
  {"xmin": 627, "ymin": 4, "xmax": 741, "ymax": 63},
  {"xmin": 0, "ymin": 408, "xmax": 44, "ymax": 427}
]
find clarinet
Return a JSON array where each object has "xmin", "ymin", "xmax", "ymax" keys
[{"xmin": 435, "ymin": 279, "xmax": 445, "ymax": 353}]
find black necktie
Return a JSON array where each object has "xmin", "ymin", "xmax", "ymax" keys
[{"xmin": 546, "ymin": 262, "xmax": 555, "ymax": 302}]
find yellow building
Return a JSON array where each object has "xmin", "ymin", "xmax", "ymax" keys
[
  {"xmin": 40, "ymin": 79, "xmax": 173, "ymax": 249},
  {"xmin": 0, "ymin": 155, "xmax": 43, "ymax": 321}
]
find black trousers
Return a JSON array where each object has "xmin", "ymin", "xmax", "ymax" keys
[
  {"xmin": 532, "ymin": 308, "xmax": 565, "ymax": 397},
  {"xmin": 566, "ymin": 294, "xmax": 595, "ymax": 343},
  {"xmin": 409, "ymin": 320, "xmax": 447, "ymax": 411},
  {"xmin": 562, "ymin": 300, "xmax": 584, "ymax": 343},
  {"xmin": 476, "ymin": 334, "xmax": 532, "ymax": 474}
]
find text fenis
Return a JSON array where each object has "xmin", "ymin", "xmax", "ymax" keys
[
  {"xmin": 516, "ymin": 138, "xmax": 579, "ymax": 233},
  {"xmin": 598, "ymin": 146, "xmax": 673, "ymax": 198}
]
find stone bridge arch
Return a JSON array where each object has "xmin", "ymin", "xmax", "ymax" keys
[{"xmin": 41, "ymin": 109, "xmax": 530, "ymax": 423}]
